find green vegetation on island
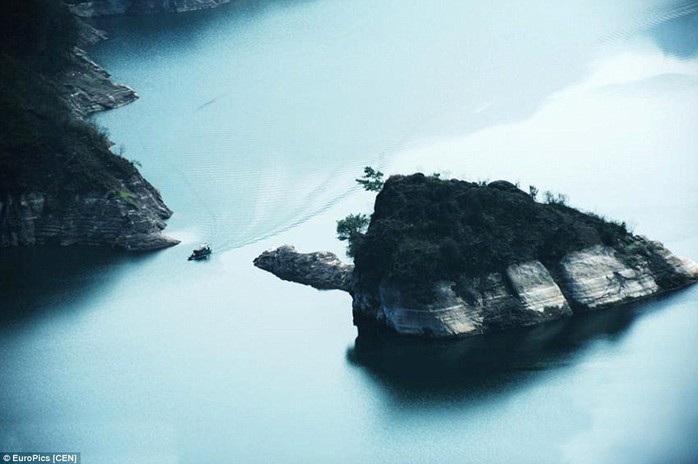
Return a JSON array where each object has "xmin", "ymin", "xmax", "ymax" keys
[{"xmin": 340, "ymin": 169, "xmax": 631, "ymax": 302}]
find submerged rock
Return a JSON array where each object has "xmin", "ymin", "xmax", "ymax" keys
[
  {"xmin": 254, "ymin": 175, "xmax": 697, "ymax": 338},
  {"xmin": 253, "ymin": 245, "xmax": 353, "ymax": 292}
]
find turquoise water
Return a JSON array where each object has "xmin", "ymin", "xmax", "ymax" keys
[{"xmin": 2, "ymin": 1, "xmax": 698, "ymax": 462}]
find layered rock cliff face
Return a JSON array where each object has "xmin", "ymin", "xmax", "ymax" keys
[
  {"xmin": 68, "ymin": 0, "xmax": 231, "ymax": 17},
  {"xmin": 349, "ymin": 175, "xmax": 698, "ymax": 337},
  {"xmin": 351, "ymin": 238, "xmax": 697, "ymax": 337},
  {"xmin": 255, "ymin": 174, "xmax": 697, "ymax": 338},
  {"xmin": 0, "ymin": 174, "xmax": 178, "ymax": 250}
]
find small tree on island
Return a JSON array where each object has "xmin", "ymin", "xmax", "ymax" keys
[
  {"xmin": 529, "ymin": 185, "xmax": 538, "ymax": 201},
  {"xmin": 356, "ymin": 166, "xmax": 384, "ymax": 192},
  {"xmin": 336, "ymin": 167, "xmax": 388, "ymax": 257},
  {"xmin": 543, "ymin": 190, "xmax": 568, "ymax": 205},
  {"xmin": 336, "ymin": 213, "xmax": 369, "ymax": 257}
]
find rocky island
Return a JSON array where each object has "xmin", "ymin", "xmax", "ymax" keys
[
  {"xmin": 1, "ymin": 0, "xmax": 177, "ymax": 250},
  {"xmin": 255, "ymin": 174, "xmax": 698, "ymax": 338}
]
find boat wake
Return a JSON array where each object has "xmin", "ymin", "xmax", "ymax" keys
[{"xmin": 601, "ymin": 1, "xmax": 698, "ymax": 43}]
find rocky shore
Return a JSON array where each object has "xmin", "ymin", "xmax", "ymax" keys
[
  {"xmin": 0, "ymin": 2, "xmax": 177, "ymax": 251},
  {"xmin": 254, "ymin": 175, "xmax": 698, "ymax": 338},
  {"xmin": 0, "ymin": 173, "xmax": 178, "ymax": 250},
  {"xmin": 352, "ymin": 239, "xmax": 697, "ymax": 337},
  {"xmin": 68, "ymin": 0, "xmax": 232, "ymax": 17},
  {"xmin": 62, "ymin": 46, "xmax": 139, "ymax": 118},
  {"xmin": 62, "ymin": 1, "xmax": 234, "ymax": 115},
  {"xmin": 256, "ymin": 239, "xmax": 697, "ymax": 338}
]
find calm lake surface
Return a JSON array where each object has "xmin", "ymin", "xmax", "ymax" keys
[{"xmin": 2, "ymin": 1, "xmax": 698, "ymax": 462}]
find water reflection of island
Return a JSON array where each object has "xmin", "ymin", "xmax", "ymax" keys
[{"xmin": 347, "ymin": 301, "xmax": 658, "ymax": 407}]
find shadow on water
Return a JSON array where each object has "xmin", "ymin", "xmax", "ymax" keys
[
  {"xmin": 93, "ymin": 0, "xmax": 314, "ymax": 46},
  {"xmin": 651, "ymin": 3, "xmax": 698, "ymax": 57},
  {"xmin": 0, "ymin": 246, "xmax": 152, "ymax": 327},
  {"xmin": 346, "ymin": 297, "xmax": 676, "ymax": 409}
]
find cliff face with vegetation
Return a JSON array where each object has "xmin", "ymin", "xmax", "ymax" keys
[
  {"xmin": 350, "ymin": 175, "xmax": 697, "ymax": 337},
  {"xmin": 66, "ymin": 0, "xmax": 231, "ymax": 17},
  {"xmin": 255, "ymin": 174, "xmax": 698, "ymax": 338},
  {"xmin": 0, "ymin": 0, "xmax": 177, "ymax": 250}
]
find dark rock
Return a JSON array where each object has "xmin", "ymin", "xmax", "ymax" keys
[
  {"xmin": 61, "ymin": 47, "xmax": 138, "ymax": 118},
  {"xmin": 68, "ymin": 0, "xmax": 233, "ymax": 17},
  {"xmin": 487, "ymin": 180, "xmax": 519, "ymax": 192},
  {"xmin": 254, "ymin": 245, "xmax": 353, "ymax": 292},
  {"xmin": 75, "ymin": 17, "xmax": 108, "ymax": 47},
  {"xmin": 255, "ymin": 175, "xmax": 698, "ymax": 338},
  {"xmin": 0, "ymin": 0, "xmax": 177, "ymax": 251},
  {"xmin": 0, "ymin": 173, "xmax": 179, "ymax": 251}
]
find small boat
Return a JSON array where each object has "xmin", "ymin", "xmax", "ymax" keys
[{"xmin": 188, "ymin": 243, "xmax": 212, "ymax": 261}]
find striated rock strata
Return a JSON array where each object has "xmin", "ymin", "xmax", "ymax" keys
[
  {"xmin": 558, "ymin": 246, "xmax": 659, "ymax": 309},
  {"xmin": 0, "ymin": 173, "xmax": 179, "ymax": 251},
  {"xmin": 352, "ymin": 239, "xmax": 697, "ymax": 337},
  {"xmin": 256, "ymin": 239, "xmax": 697, "ymax": 338}
]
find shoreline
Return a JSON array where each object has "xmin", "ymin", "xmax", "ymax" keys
[{"xmin": 68, "ymin": 0, "xmax": 232, "ymax": 18}]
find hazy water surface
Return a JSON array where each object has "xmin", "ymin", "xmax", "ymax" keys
[{"xmin": 1, "ymin": 1, "xmax": 698, "ymax": 462}]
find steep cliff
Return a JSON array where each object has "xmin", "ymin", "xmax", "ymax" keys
[
  {"xmin": 0, "ymin": 0, "xmax": 176, "ymax": 250},
  {"xmin": 0, "ymin": 174, "xmax": 177, "ymax": 250},
  {"xmin": 349, "ymin": 175, "xmax": 697, "ymax": 337},
  {"xmin": 67, "ymin": 0, "xmax": 232, "ymax": 17},
  {"xmin": 255, "ymin": 174, "xmax": 697, "ymax": 338}
]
